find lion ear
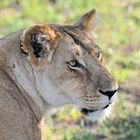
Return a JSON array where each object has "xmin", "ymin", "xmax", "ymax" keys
[
  {"xmin": 74, "ymin": 9, "xmax": 97, "ymax": 31},
  {"xmin": 20, "ymin": 25, "xmax": 59, "ymax": 65}
]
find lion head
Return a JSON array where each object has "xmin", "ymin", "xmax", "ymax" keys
[{"xmin": 21, "ymin": 9, "xmax": 118, "ymax": 121}]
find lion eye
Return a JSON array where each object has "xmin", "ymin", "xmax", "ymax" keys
[
  {"xmin": 69, "ymin": 60, "xmax": 76, "ymax": 67},
  {"xmin": 67, "ymin": 60, "xmax": 84, "ymax": 69},
  {"xmin": 96, "ymin": 52, "xmax": 103, "ymax": 61},
  {"xmin": 96, "ymin": 52, "xmax": 100, "ymax": 57}
]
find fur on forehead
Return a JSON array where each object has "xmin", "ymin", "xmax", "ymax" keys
[
  {"xmin": 62, "ymin": 26, "xmax": 97, "ymax": 55},
  {"xmin": 72, "ymin": 44, "xmax": 82, "ymax": 57}
]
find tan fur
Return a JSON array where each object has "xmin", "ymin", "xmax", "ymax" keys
[{"xmin": 0, "ymin": 9, "xmax": 118, "ymax": 140}]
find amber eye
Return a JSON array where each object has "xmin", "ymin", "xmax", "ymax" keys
[
  {"xmin": 68, "ymin": 60, "xmax": 76, "ymax": 67},
  {"xmin": 67, "ymin": 60, "xmax": 84, "ymax": 70},
  {"xmin": 96, "ymin": 52, "xmax": 103, "ymax": 62}
]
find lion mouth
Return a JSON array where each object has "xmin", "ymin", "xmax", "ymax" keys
[{"xmin": 81, "ymin": 104, "xmax": 110, "ymax": 115}]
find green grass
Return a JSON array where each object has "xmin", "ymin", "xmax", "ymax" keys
[{"xmin": 0, "ymin": 0, "xmax": 140, "ymax": 139}]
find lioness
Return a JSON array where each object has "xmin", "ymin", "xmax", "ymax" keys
[{"xmin": 0, "ymin": 9, "xmax": 118, "ymax": 140}]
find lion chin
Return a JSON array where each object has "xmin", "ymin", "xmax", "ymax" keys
[
  {"xmin": 79, "ymin": 106, "xmax": 111, "ymax": 122},
  {"xmin": 85, "ymin": 107, "xmax": 111, "ymax": 122}
]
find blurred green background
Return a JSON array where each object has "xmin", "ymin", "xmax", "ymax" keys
[{"xmin": 0, "ymin": 0, "xmax": 140, "ymax": 140}]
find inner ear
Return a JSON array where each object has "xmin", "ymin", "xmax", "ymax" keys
[
  {"xmin": 21, "ymin": 25, "xmax": 59, "ymax": 65},
  {"xmin": 30, "ymin": 33, "xmax": 50, "ymax": 58}
]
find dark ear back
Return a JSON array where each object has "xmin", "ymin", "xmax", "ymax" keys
[
  {"xmin": 20, "ymin": 25, "xmax": 59, "ymax": 66},
  {"xmin": 74, "ymin": 9, "xmax": 97, "ymax": 31}
]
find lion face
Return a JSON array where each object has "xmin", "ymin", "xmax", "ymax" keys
[{"xmin": 21, "ymin": 9, "xmax": 118, "ymax": 121}]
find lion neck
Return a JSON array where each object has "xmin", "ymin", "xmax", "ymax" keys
[
  {"xmin": 0, "ymin": 30, "xmax": 71, "ymax": 122},
  {"xmin": 0, "ymin": 30, "xmax": 56, "ymax": 121}
]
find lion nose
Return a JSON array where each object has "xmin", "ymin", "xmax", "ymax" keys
[{"xmin": 99, "ymin": 89, "xmax": 117, "ymax": 99}]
